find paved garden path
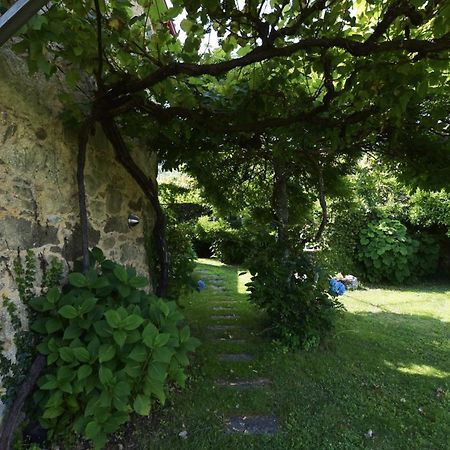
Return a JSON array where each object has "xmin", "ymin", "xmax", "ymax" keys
[{"xmin": 201, "ymin": 270, "xmax": 279, "ymax": 437}]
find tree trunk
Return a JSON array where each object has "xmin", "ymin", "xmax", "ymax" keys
[
  {"xmin": 0, "ymin": 355, "xmax": 46, "ymax": 450},
  {"xmin": 77, "ymin": 121, "xmax": 91, "ymax": 273},
  {"xmin": 272, "ymin": 157, "xmax": 290, "ymax": 257},
  {"xmin": 314, "ymin": 166, "xmax": 328, "ymax": 243},
  {"xmin": 100, "ymin": 118, "xmax": 169, "ymax": 297}
]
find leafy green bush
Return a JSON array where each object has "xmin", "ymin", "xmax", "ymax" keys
[
  {"xmin": 194, "ymin": 216, "xmax": 255, "ymax": 265},
  {"xmin": 166, "ymin": 221, "xmax": 197, "ymax": 299},
  {"xmin": 30, "ymin": 249, "xmax": 199, "ymax": 449},
  {"xmin": 193, "ymin": 215, "xmax": 222, "ymax": 258},
  {"xmin": 408, "ymin": 188, "xmax": 450, "ymax": 234},
  {"xmin": 321, "ymin": 198, "xmax": 369, "ymax": 275},
  {"xmin": 358, "ymin": 219, "xmax": 439, "ymax": 283},
  {"xmin": 246, "ymin": 245, "xmax": 343, "ymax": 349}
]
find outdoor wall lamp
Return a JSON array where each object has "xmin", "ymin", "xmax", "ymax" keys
[{"xmin": 127, "ymin": 213, "xmax": 140, "ymax": 228}]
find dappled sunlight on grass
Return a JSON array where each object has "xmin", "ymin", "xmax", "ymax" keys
[
  {"xmin": 196, "ymin": 257, "xmax": 225, "ymax": 267},
  {"xmin": 343, "ymin": 285, "xmax": 450, "ymax": 321},
  {"xmin": 385, "ymin": 361, "xmax": 450, "ymax": 379},
  {"xmin": 237, "ymin": 269, "xmax": 251, "ymax": 294}
]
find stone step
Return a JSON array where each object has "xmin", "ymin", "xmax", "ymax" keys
[
  {"xmin": 216, "ymin": 378, "xmax": 271, "ymax": 389},
  {"xmin": 211, "ymin": 306, "xmax": 233, "ymax": 311},
  {"xmin": 218, "ymin": 353, "xmax": 253, "ymax": 362},
  {"xmin": 210, "ymin": 314, "xmax": 240, "ymax": 320},
  {"xmin": 225, "ymin": 415, "xmax": 278, "ymax": 435},
  {"xmin": 214, "ymin": 338, "xmax": 247, "ymax": 344},
  {"xmin": 207, "ymin": 325, "xmax": 241, "ymax": 332}
]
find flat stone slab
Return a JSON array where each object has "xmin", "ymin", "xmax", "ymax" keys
[
  {"xmin": 210, "ymin": 285, "xmax": 225, "ymax": 291},
  {"xmin": 210, "ymin": 314, "xmax": 239, "ymax": 320},
  {"xmin": 214, "ymin": 338, "xmax": 247, "ymax": 344},
  {"xmin": 219, "ymin": 353, "xmax": 253, "ymax": 361},
  {"xmin": 216, "ymin": 378, "xmax": 271, "ymax": 388},
  {"xmin": 207, "ymin": 325, "xmax": 240, "ymax": 331},
  {"xmin": 225, "ymin": 415, "xmax": 278, "ymax": 435}
]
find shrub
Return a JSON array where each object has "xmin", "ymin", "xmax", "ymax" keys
[
  {"xmin": 358, "ymin": 219, "xmax": 439, "ymax": 283},
  {"xmin": 166, "ymin": 222, "xmax": 197, "ymax": 299},
  {"xmin": 321, "ymin": 198, "xmax": 369, "ymax": 275},
  {"xmin": 408, "ymin": 188, "xmax": 450, "ymax": 234},
  {"xmin": 30, "ymin": 249, "xmax": 199, "ymax": 449},
  {"xmin": 246, "ymin": 245, "xmax": 343, "ymax": 349},
  {"xmin": 194, "ymin": 216, "xmax": 256, "ymax": 265},
  {"xmin": 193, "ymin": 215, "xmax": 222, "ymax": 258}
]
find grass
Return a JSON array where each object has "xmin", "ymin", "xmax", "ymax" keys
[{"xmin": 128, "ymin": 259, "xmax": 450, "ymax": 450}]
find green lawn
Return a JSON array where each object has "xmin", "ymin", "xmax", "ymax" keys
[{"xmin": 127, "ymin": 259, "xmax": 450, "ymax": 450}]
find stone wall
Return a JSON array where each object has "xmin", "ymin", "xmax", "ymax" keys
[{"xmin": 0, "ymin": 47, "xmax": 156, "ymax": 410}]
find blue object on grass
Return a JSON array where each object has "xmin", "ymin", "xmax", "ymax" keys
[
  {"xmin": 197, "ymin": 279, "xmax": 206, "ymax": 291},
  {"xmin": 329, "ymin": 278, "xmax": 346, "ymax": 296}
]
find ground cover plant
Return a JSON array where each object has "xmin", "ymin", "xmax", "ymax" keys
[{"xmin": 126, "ymin": 259, "xmax": 450, "ymax": 450}]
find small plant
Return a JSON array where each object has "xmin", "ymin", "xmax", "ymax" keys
[
  {"xmin": 1, "ymin": 251, "xmax": 62, "ymax": 406},
  {"xmin": 30, "ymin": 248, "xmax": 200, "ymax": 449}
]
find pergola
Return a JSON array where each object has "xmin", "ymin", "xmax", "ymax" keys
[{"xmin": 0, "ymin": 0, "xmax": 48, "ymax": 46}]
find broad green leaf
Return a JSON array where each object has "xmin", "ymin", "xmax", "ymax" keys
[
  {"xmin": 63, "ymin": 324, "xmax": 82, "ymax": 340},
  {"xmin": 31, "ymin": 318, "xmax": 47, "ymax": 334},
  {"xmin": 113, "ymin": 330, "xmax": 127, "ymax": 347},
  {"xmin": 128, "ymin": 344, "xmax": 147, "ymax": 362},
  {"xmin": 58, "ymin": 305, "xmax": 78, "ymax": 319},
  {"xmin": 99, "ymin": 366, "xmax": 114, "ymax": 386},
  {"xmin": 142, "ymin": 323, "xmax": 158, "ymax": 348},
  {"xmin": 153, "ymin": 347, "xmax": 174, "ymax": 364},
  {"xmin": 40, "ymin": 378, "xmax": 58, "ymax": 390},
  {"xmin": 147, "ymin": 363, "xmax": 167, "ymax": 382},
  {"xmin": 179, "ymin": 326, "xmax": 190, "ymax": 343},
  {"xmin": 118, "ymin": 284, "xmax": 131, "ymax": 298},
  {"xmin": 129, "ymin": 276, "xmax": 148, "ymax": 288},
  {"xmin": 60, "ymin": 381, "xmax": 73, "ymax": 394},
  {"xmin": 42, "ymin": 406, "xmax": 64, "ymax": 419},
  {"xmin": 122, "ymin": 314, "xmax": 144, "ymax": 331},
  {"xmin": 68, "ymin": 272, "xmax": 87, "ymax": 287},
  {"xmin": 124, "ymin": 361, "xmax": 142, "ymax": 378},
  {"xmin": 114, "ymin": 381, "xmax": 131, "ymax": 398},
  {"xmin": 46, "ymin": 287, "xmax": 60, "ymax": 304},
  {"xmin": 59, "ymin": 347, "xmax": 74, "ymax": 363},
  {"xmin": 48, "ymin": 352, "xmax": 59, "ymax": 365},
  {"xmin": 99, "ymin": 344, "xmax": 116, "ymax": 363},
  {"xmin": 144, "ymin": 376, "xmax": 166, "ymax": 405},
  {"xmin": 80, "ymin": 296, "xmax": 97, "ymax": 314},
  {"xmin": 113, "ymin": 265, "xmax": 128, "ymax": 283},
  {"xmin": 73, "ymin": 347, "xmax": 90, "ymax": 363},
  {"xmin": 45, "ymin": 317, "xmax": 63, "ymax": 334},
  {"xmin": 85, "ymin": 421, "xmax": 100, "ymax": 439},
  {"xmin": 171, "ymin": 368, "xmax": 187, "ymax": 388},
  {"xmin": 77, "ymin": 364, "xmax": 93, "ymax": 380},
  {"xmin": 105, "ymin": 310, "xmax": 121, "ymax": 328},
  {"xmin": 154, "ymin": 333, "xmax": 171, "ymax": 348},
  {"xmin": 133, "ymin": 394, "xmax": 151, "ymax": 416},
  {"xmin": 37, "ymin": 341, "xmax": 49, "ymax": 355}
]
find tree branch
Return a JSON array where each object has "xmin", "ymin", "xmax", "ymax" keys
[
  {"xmin": 93, "ymin": 0, "xmax": 104, "ymax": 90},
  {"xmin": 101, "ymin": 35, "xmax": 450, "ymax": 101},
  {"xmin": 100, "ymin": 118, "xmax": 170, "ymax": 297}
]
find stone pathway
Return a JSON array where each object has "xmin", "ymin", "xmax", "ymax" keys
[{"xmin": 202, "ymin": 270, "xmax": 278, "ymax": 438}]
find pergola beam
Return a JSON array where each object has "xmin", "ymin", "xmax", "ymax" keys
[{"xmin": 0, "ymin": 0, "xmax": 49, "ymax": 46}]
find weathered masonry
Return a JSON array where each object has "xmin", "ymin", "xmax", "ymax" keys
[{"xmin": 0, "ymin": 46, "xmax": 155, "ymax": 413}]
